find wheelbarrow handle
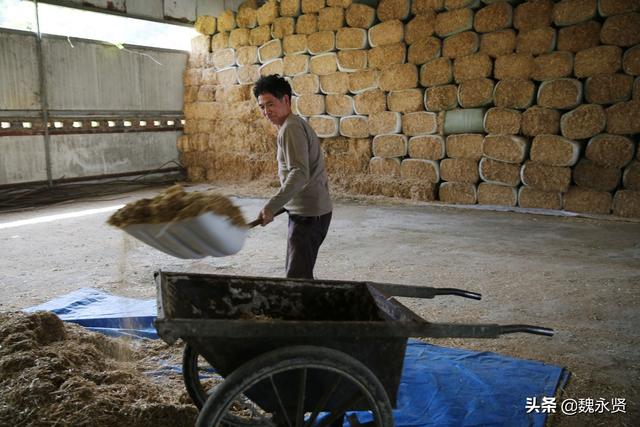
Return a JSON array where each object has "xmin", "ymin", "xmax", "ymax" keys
[
  {"xmin": 368, "ymin": 282, "xmax": 482, "ymax": 300},
  {"xmin": 248, "ymin": 208, "xmax": 287, "ymax": 228}
]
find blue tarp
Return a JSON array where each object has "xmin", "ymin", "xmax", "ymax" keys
[{"xmin": 25, "ymin": 288, "xmax": 568, "ymax": 427}]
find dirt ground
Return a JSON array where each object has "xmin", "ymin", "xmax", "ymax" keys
[{"xmin": 0, "ymin": 182, "xmax": 638, "ymax": 426}]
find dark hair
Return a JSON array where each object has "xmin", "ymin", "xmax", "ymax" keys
[{"xmin": 253, "ymin": 74, "xmax": 292, "ymax": 100}]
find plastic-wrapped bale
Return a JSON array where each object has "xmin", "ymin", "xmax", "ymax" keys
[
  {"xmin": 409, "ymin": 134, "xmax": 445, "ymax": 159},
  {"xmin": 323, "ymin": 136, "xmax": 372, "ymax": 175},
  {"xmin": 236, "ymin": 46, "xmax": 258, "ymax": 65},
  {"xmin": 302, "ymin": 0, "xmax": 325, "ymax": 14},
  {"xmin": 442, "ymin": 31, "xmax": 479, "ymax": 58},
  {"xmin": 318, "ymin": 7, "xmax": 345, "ymax": 31},
  {"xmin": 484, "ymin": 107, "xmax": 521, "ymax": 134},
  {"xmin": 446, "ymin": 133, "xmax": 484, "ymax": 159},
  {"xmin": 601, "ymin": 13, "xmax": 640, "ymax": 47},
  {"xmin": 560, "ymin": 104, "xmax": 606, "ymax": 139},
  {"xmin": 443, "ymin": 108, "xmax": 485, "ymax": 134},
  {"xmin": 259, "ymin": 58, "xmax": 284, "ymax": 76},
  {"xmin": 514, "ymin": 0, "xmax": 553, "ymax": 31},
  {"xmin": 574, "ymin": 46, "xmax": 622, "ymax": 78},
  {"xmin": 212, "ymin": 48, "xmax": 236, "ymax": 69},
  {"xmin": 623, "ymin": 45, "xmax": 640, "ymax": 75},
  {"xmin": 237, "ymin": 64, "xmax": 261, "ymax": 84},
  {"xmin": 283, "ymin": 54, "xmax": 310, "ymax": 76},
  {"xmin": 368, "ymin": 111, "xmax": 402, "ymax": 135},
  {"xmin": 494, "ymin": 53, "xmax": 534, "ymax": 80},
  {"xmin": 425, "ymin": 84, "xmax": 459, "ymax": 111},
  {"xmin": 377, "ymin": 0, "xmax": 411, "ymax": 21},
  {"xmin": 184, "ymin": 69, "xmax": 202, "ymax": 87},
  {"xmin": 479, "ymin": 157, "xmax": 521, "ymax": 186},
  {"xmin": 586, "ymin": 134, "xmax": 634, "ymax": 168},
  {"xmin": 562, "ymin": 187, "xmax": 612, "ymax": 214},
  {"xmin": 457, "ymin": 78, "xmax": 494, "ymax": 108},
  {"xmin": 401, "ymin": 158, "xmax": 440, "ymax": 181},
  {"xmin": 184, "ymin": 86, "xmax": 200, "ymax": 106},
  {"xmin": 326, "ymin": 94, "xmax": 354, "ymax": 116},
  {"xmin": 369, "ymin": 157, "xmax": 401, "ymax": 177},
  {"xmin": 197, "ymin": 85, "xmax": 216, "ymax": 102},
  {"xmin": 349, "ymin": 69, "xmax": 379, "ymax": 94},
  {"xmin": 283, "ymin": 34, "xmax": 308, "ymax": 54},
  {"xmin": 296, "ymin": 14, "xmax": 318, "ymax": 34},
  {"xmin": 413, "ymin": 0, "xmax": 445, "ymax": 14},
  {"xmin": 408, "ymin": 37, "xmax": 442, "ymax": 65},
  {"xmin": 379, "ymin": 64, "xmax": 419, "ymax": 92},
  {"xmin": 280, "ymin": 0, "xmax": 301, "ymax": 17},
  {"xmin": 521, "ymin": 161, "xmax": 572, "ymax": 192},
  {"xmin": 402, "ymin": 111, "xmax": 438, "ymax": 135},
  {"xmin": 405, "ymin": 13, "xmax": 437, "ymax": 45},
  {"xmin": 439, "ymin": 182, "xmax": 478, "ymax": 204},
  {"xmin": 218, "ymin": 10, "xmax": 237, "ymax": 32},
  {"xmin": 250, "ymin": 26, "xmax": 272, "ymax": 46},
  {"xmin": 215, "ymin": 84, "xmax": 253, "ymax": 103},
  {"xmin": 598, "ymin": 0, "xmax": 640, "ymax": 16},
  {"xmin": 474, "ymin": 1, "xmax": 513, "ymax": 33},
  {"xmin": 483, "ymin": 134, "xmax": 529, "ymax": 164},
  {"xmin": 480, "ymin": 29, "xmax": 516, "ymax": 58},
  {"xmin": 201, "ymin": 67, "xmax": 218, "ymax": 85},
  {"xmin": 369, "ymin": 43, "xmax": 407, "ymax": 69},
  {"xmin": 435, "ymin": 8, "xmax": 473, "ymax": 37},
  {"xmin": 368, "ymin": 20, "xmax": 404, "ymax": 47},
  {"xmin": 493, "ymin": 78, "xmax": 535, "ymax": 109},
  {"xmin": 236, "ymin": 1, "xmax": 258, "ymax": 29},
  {"xmin": 320, "ymin": 71, "xmax": 349, "ymax": 93},
  {"xmin": 345, "ymin": 3, "xmax": 376, "ymax": 28},
  {"xmin": 606, "ymin": 100, "xmax": 640, "ymax": 134},
  {"xmin": 292, "ymin": 74, "xmax": 320, "ymax": 95},
  {"xmin": 310, "ymin": 53, "xmax": 338, "ymax": 75},
  {"xmin": 537, "ymin": 78, "xmax": 583, "ymax": 110},
  {"xmin": 613, "ymin": 190, "xmax": 640, "ymax": 217},
  {"xmin": 552, "ymin": 0, "xmax": 597, "ymax": 27},
  {"xmin": 556, "ymin": 20, "xmax": 600, "ymax": 53},
  {"xmin": 573, "ymin": 158, "xmax": 621, "ymax": 191},
  {"xmin": 353, "ymin": 89, "xmax": 387, "ymax": 115},
  {"xmin": 308, "ymin": 115, "xmax": 339, "ymax": 137},
  {"xmin": 518, "ymin": 186, "xmax": 563, "ymax": 209},
  {"xmin": 453, "ymin": 53, "xmax": 492, "ymax": 83},
  {"xmin": 623, "ymin": 160, "xmax": 640, "ymax": 190},
  {"xmin": 257, "ymin": 0, "xmax": 279, "ymax": 26},
  {"xmin": 521, "ymin": 106, "xmax": 560, "ymax": 136},
  {"xmin": 340, "ymin": 115, "xmax": 369, "ymax": 137},
  {"xmin": 337, "ymin": 50, "xmax": 367, "ymax": 72},
  {"xmin": 272, "ymin": 17, "xmax": 295, "ymax": 39},
  {"xmin": 191, "ymin": 35, "xmax": 211, "ymax": 56},
  {"xmin": 336, "ymin": 28, "xmax": 368, "ymax": 50},
  {"xmin": 308, "ymin": 31, "xmax": 335, "ymax": 55},
  {"xmin": 387, "ymin": 89, "xmax": 424, "ymax": 113},
  {"xmin": 440, "ymin": 158, "xmax": 480, "ymax": 183},
  {"xmin": 532, "ymin": 51, "xmax": 574, "ymax": 81},
  {"xmin": 258, "ymin": 39, "xmax": 283, "ymax": 63},
  {"xmin": 217, "ymin": 66, "xmax": 239, "ymax": 86},
  {"xmin": 195, "ymin": 16, "xmax": 216, "ymax": 35},
  {"xmin": 296, "ymin": 94, "xmax": 326, "ymax": 116},
  {"xmin": 420, "ymin": 58, "xmax": 453, "ymax": 87},
  {"xmin": 477, "ymin": 183, "xmax": 517, "ymax": 205},
  {"xmin": 530, "ymin": 134, "xmax": 581, "ymax": 167},
  {"xmin": 373, "ymin": 134, "xmax": 408, "ymax": 157},
  {"xmin": 585, "ymin": 74, "xmax": 633, "ymax": 104},
  {"xmin": 516, "ymin": 27, "xmax": 556, "ymax": 55}
]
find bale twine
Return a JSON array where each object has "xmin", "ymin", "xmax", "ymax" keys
[
  {"xmin": 283, "ymin": 54, "xmax": 310, "ymax": 76},
  {"xmin": 600, "ymin": 13, "xmax": 640, "ymax": 47},
  {"xmin": 272, "ymin": 17, "xmax": 295, "ymax": 39},
  {"xmin": 560, "ymin": 104, "xmax": 606, "ymax": 139},
  {"xmin": 217, "ymin": 66, "xmax": 239, "ymax": 86},
  {"xmin": 483, "ymin": 107, "xmax": 521, "ymax": 134},
  {"xmin": 613, "ymin": 190, "xmax": 640, "ymax": 217},
  {"xmin": 212, "ymin": 48, "xmax": 236, "ymax": 69},
  {"xmin": 606, "ymin": 100, "xmax": 640, "ymax": 134},
  {"xmin": 302, "ymin": 0, "xmax": 324, "ymax": 14},
  {"xmin": 443, "ymin": 108, "xmax": 486, "ymax": 134},
  {"xmin": 530, "ymin": 134, "xmax": 581, "ymax": 167},
  {"xmin": 573, "ymin": 159, "xmax": 621, "ymax": 191},
  {"xmin": 259, "ymin": 58, "xmax": 284, "ymax": 76},
  {"xmin": 585, "ymin": 74, "xmax": 634, "ymax": 104},
  {"xmin": 325, "ymin": 94, "xmax": 354, "ymax": 116},
  {"xmin": 320, "ymin": 71, "xmax": 350, "ymax": 93},
  {"xmin": 483, "ymin": 134, "xmax": 529, "ymax": 164},
  {"xmin": 474, "ymin": 2, "xmax": 513, "ymax": 33},
  {"xmin": 296, "ymin": 14, "xmax": 318, "ymax": 34},
  {"xmin": 237, "ymin": 64, "xmax": 261, "ymax": 84},
  {"xmin": 439, "ymin": 182, "xmax": 478, "ymax": 204},
  {"xmin": 388, "ymin": 89, "xmax": 424, "ymax": 113},
  {"xmin": 337, "ymin": 50, "xmax": 367, "ymax": 71},
  {"xmin": 552, "ymin": 0, "xmax": 597, "ymax": 27},
  {"xmin": 402, "ymin": 111, "xmax": 438, "ymax": 135},
  {"xmin": 379, "ymin": 64, "xmax": 419, "ymax": 91},
  {"xmin": 520, "ymin": 161, "xmax": 572, "ymax": 192},
  {"xmin": 292, "ymin": 73, "xmax": 320, "ymax": 95},
  {"xmin": 479, "ymin": 157, "xmax": 521, "ymax": 186},
  {"xmin": 250, "ymin": 26, "xmax": 271, "ymax": 46},
  {"xmin": 280, "ymin": 0, "xmax": 301, "ymax": 17},
  {"xmin": 368, "ymin": 111, "xmax": 402, "ymax": 135},
  {"xmin": 586, "ymin": 134, "xmax": 634, "ymax": 168},
  {"xmin": 446, "ymin": 133, "xmax": 484, "ymax": 159},
  {"xmin": 258, "ymin": 39, "xmax": 283, "ymax": 63},
  {"xmin": 408, "ymin": 37, "xmax": 442, "ymax": 65},
  {"xmin": 353, "ymin": 89, "xmax": 387, "ymax": 115},
  {"xmin": 369, "ymin": 43, "xmax": 407, "ymax": 69},
  {"xmin": 518, "ymin": 186, "xmax": 563, "ymax": 209},
  {"xmin": 516, "ymin": 27, "xmax": 556, "ymax": 55},
  {"xmin": 623, "ymin": 45, "xmax": 640, "ymax": 75},
  {"xmin": 457, "ymin": 78, "xmax": 494, "ymax": 108},
  {"xmin": 345, "ymin": 3, "xmax": 376, "ymax": 29},
  {"xmin": 405, "ymin": 13, "xmax": 437, "ymax": 45},
  {"xmin": 480, "ymin": 29, "xmax": 516, "ymax": 58},
  {"xmin": 425, "ymin": 84, "xmax": 459, "ymax": 111},
  {"xmin": 373, "ymin": 134, "xmax": 408, "ymax": 157},
  {"xmin": 336, "ymin": 27, "xmax": 368, "ymax": 50},
  {"xmin": 256, "ymin": 0, "xmax": 279, "ymax": 26},
  {"xmin": 369, "ymin": 156, "xmax": 401, "ymax": 176},
  {"xmin": 340, "ymin": 115, "xmax": 369, "ymax": 137},
  {"xmin": 420, "ymin": 58, "xmax": 453, "ymax": 87},
  {"xmin": 296, "ymin": 94, "xmax": 326, "ymax": 115},
  {"xmin": 409, "ymin": 134, "xmax": 446, "ymax": 159},
  {"xmin": 623, "ymin": 160, "xmax": 640, "ymax": 190},
  {"xmin": 308, "ymin": 31, "xmax": 336, "ymax": 55},
  {"xmin": 556, "ymin": 20, "xmax": 601, "ymax": 52},
  {"xmin": 401, "ymin": 158, "xmax": 440, "ymax": 181},
  {"xmin": 218, "ymin": 10, "xmax": 237, "ymax": 32},
  {"xmin": 494, "ymin": 53, "xmax": 535, "ymax": 80},
  {"xmin": 377, "ymin": 0, "xmax": 411, "ymax": 21},
  {"xmin": 442, "ymin": 31, "xmax": 480, "ymax": 58},
  {"xmin": 537, "ymin": 78, "xmax": 583, "ymax": 110},
  {"xmin": 574, "ymin": 45, "xmax": 622, "ymax": 78},
  {"xmin": 436, "ymin": 8, "xmax": 474, "ymax": 37},
  {"xmin": 413, "ymin": 0, "xmax": 446, "ymax": 15},
  {"xmin": 521, "ymin": 106, "xmax": 560, "ymax": 136},
  {"xmin": 514, "ymin": 0, "xmax": 553, "ymax": 31},
  {"xmin": 310, "ymin": 52, "xmax": 338, "ymax": 75},
  {"xmin": 453, "ymin": 53, "xmax": 492, "ymax": 83},
  {"xmin": 441, "ymin": 158, "xmax": 480, "ymax": 183},
  {"xmin": 598, "ymin": 0, "xmax": 640, "ymax": 17},
  {"xmin": 309, "ymin": 115, "xmax": 339, "ymax": 137},
  {"xmin": 563, "ymin": 187, "xmax": 613, "ymax": 214},
  {"xmin": 318, "ymin": 7, "xmax": 345, "ymax": 31},
  {"xmin": 236, "ymin": 46, "xmax": 258, "ymax": 65},
  {"xmin": 477, "ymin": 182, "xmax": 518, "ymax": 205},
  {"xmin": 368, "ymin": 20, "xmax": 404, "ymax": 47},
  {"xmin": 195, "ymin": 16, "xmax": 217, "ymax": 35},
  {"xmin": 348, "ymin": 69, "xmax": 379, "ymax": 93},
  {"xmin": 283, "ymin": 34, "xmax": 308, "ymax": 54},
  {"xmin": 493, "ymin": 78, "xmax": 535, "ymax": 109},
  {"xmin": 532, "ymin": 51, "xmax": 574, "ymax": 81}
]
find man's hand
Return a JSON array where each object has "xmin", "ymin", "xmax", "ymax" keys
[{"xmin": 258, "ymin": 207, "xmax": 274, "ymax": 226}]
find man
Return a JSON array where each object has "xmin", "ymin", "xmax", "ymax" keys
[{"xmin": 253, "ymin": 74, "xmax": 332, "ymax": 280}]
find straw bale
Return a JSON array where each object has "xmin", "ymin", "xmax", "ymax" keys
[
  {"xmin": 373, "ymin": 134, "xmax": 408, "ymax": 157},
  {"xmin": 413, "ymin": 0, "xmax": 446, "ymax": 14},
  {"xmin": 574, "ymin": 45, "xmax": 622, "ymax": 78},
  {"xmin": 237, "ymin": 64, "xmax": 261, "ymax": 84},
  {"xmin": 340, "ymin": 115, "xmax": 369, "ymax": 137},
  {"xmin": 336, "ymin": 28, "xmax": 368, "ymax": 50},
  {"xmin": 520, "ymin": 106, "xmax": 560, "ymax": 137},
  {"xmin": 405, "ymin": 13, "xmax": 437, "ymax": 45},
  {"xmin": 474, "ymin": 2, "xmax": 513, "ymax": 33},
  {"xmin": 327, "ymin": 0, "xmax": 351, "ymax": 7},
  {"xmin": 215, "ymin": 84, "xmax": 253, "ymax": 103},
  {"xmin": 483, "ymin": 134, "xmax": 529, "ymax": 164},
  {"xmin": 408, "ymin": 37, "xmax": 442, "ymax": 65},
  {"xmin": 493, "ymin": 78, "xmax": 535, "ymax": 109},
  {"xmin": 272, "ymin": 17, "xmax": 295, "ymax": 39},
  {"xmin": 408, "ymin": 134, "xmax": 445, "ymax": 159},
  {"xmin": 453, "ymin": 53, "xmax": 492, "ymax": 83},
  {"xmin": 601, "ymin": 13, "xmax": 640, "ymax": 47},
  {"xmin": 280, "ymin": 0, "xmax": 301, "ymax": 17},
  {"xmin": 479, "ymin": 157, "xmax": 521, "ymax": 186},
  {"xmin": 441, "ymin": 158, "xmax": 480, "ymax": 183},
  {"xmin": 439, "ymin": 182, "xmax": 478, "ymax": 203},
  {"xmin": 477, "ymin": 182, "xmax": 517, "ymax": 205},
  {"xmin": 302, "ymin": 0, "xmax": 325, "ymax": 14},
  {"xmin": 514, "ymin": 0, "xmax": 553, "ymax": 31},
  {"xmin": 318, "ymin": 7, "xmax": 344, "ymax": 31},
  {"xmin": 310, "ymin": 52, "xmax": 337, "ymax": 74},
  {"xmin": 442, "ymin": 31, "xmax": 480, "ymax": 58},
  {"xmin": 387, "ymin": 89, "xmax": 424, "ymax": 113},
  {"xmin": 436, "ymin": 8, "xmax": 474, "ymax": 37},
  {"xmin": 217, "ymin": 66, "xmax": 239, "ymax": 86},
  {"xmin": 379, "ymin": 64, "xmax": 419, "ymax": 91},
  {"xmin": 368, "ymin": 20, "xmax": 404, "ymax": 47},
  {"xmin": 354, "ymin": 89, "xmax": 387, "ymax": 115},
  {"xmin": 562, "ymin": 187, "xmax": 612, "ymax": 213},
  {"xmin": 296, "ymin": 94, "xmax": 326, "ymax": 116},
  {"xmin": 236, "ymin": 2, "xmax": 258, "ymax": 29},
  {"xmin": 494, "ymin": 53, "xmax": 534, "ymax": 80},
  {"xmin": 184, "ymin": 86, "xmax": 199, "ymax": 105},
  {"xmin": 259, "ymin": 58, "xmax": 284, "ymax": 77},
  {"xmin": 401, "ymin": 158, "xmax": 440, "ymax": 181},
  {"xmin": 623, "ymin": 45, "xmax": 640, "ymax": 75},
  {"xmin": 573, "ymin": 159, "xmax": 621, "ymax": 191},
  {"xmin": 184, "ymin": 68, "xmax": 202, "ymax": 87},
  {"xmin": 191, "ymin": 35, "xmax": 210, "ymax": 55},
  {"xmin": 529, "ymin": 134, "xmax": 581, "ymax": 167},
  {"xmin": 443, "ymin": 108, "xmax": 486, "ymax": 134},
  {"xmin": 556, "ymin": 20, "xmax": 600, "ymax": 53},
  {"xmin": 368, "ymin": 43, "xmax": 407, "ymax": 70},
  {"xmin": 598, "ymin": 0, "xmax": 640, "ymax": 17},
  {"xmin": 425, "ymin": 84, "xmax": 459, "ymax": 111},
  {"xmin": 635, "ymin": 77, "xmax": 640, "ymax": 100},
  {"xmin": 295, "ymin": 14, "xmax": 317, "ymax": 35},
  {"xmin": 349, "ymin": 69, "xmax": 379, "ymax": 93},
  {"xmin": 377, "ymin": 0, "xmax": 411, "ymax": 21},
  {"xmin": 345, "ymin": 3, "xmax": 376, "ymax": 29},
  {"xmin": 212, "ymin": 48, "xmax": 236, "ymax": 70},
  {"xmin": 420, "ymin": 58, "xmax": 453, "ymax": 87},
  {"xmin": 586, "ymin": 134, "xmax": 634, "ymax": 167},
  {"xmin": 623, "ymin": 160, "xmax": 640, "ymax": 189},
  {"xmin": 368, "ymin": 111, "xmax": 402, "ymax": 135},
  {"xmin": 516, "ymin": 27, "xmax": 556, "ymax": 55},
  {"xmin": 480, "ymin": 29, "xmax": 516, "ymax": 58},
  {"xmin": 258, "ymin": 39, "xmax": 283, "ymax": 63},
  {"xmin": 283, "ymin": 54, "xmax": 309, "ymax": 76},
  {"xmin": 518, "ymin": 186, "xmax": 563, "ymax": 209},
  {"xmin": 257, "ymin": 0, "xmax": 279, "ymax": 26},
  {"xmin": 585, "ymin": 74, "xmax": 633, "ymax": 104},
  {"xmin": 613, "ymin": 190, "xmax": 640, "ymax": 217},
  {"xmin": 337, "ymin": 50, "xmax": 367, "ymax": 71},
  {"xmin": 292, "ymin": 74, "xmax": 320, "ymax": 95},
  {"xmin": 369, "ymin": 156, "xmax": 401, "ymax": 176},
  {"xmin": 445, "ymin": 133, "xmax": 484, "ymax": 159},
  {"xmin": 250, "ymin": 25, "xmax": 272, "ymax": 46},
  {"xmin": 323, "ymin": 136, "xmax": 371, "ymax": 175},
  {"xmin": 445, "ymin": 0, "xmax": 481, "ymax": 10},
  {"xmin": 402, "ymin": 111, "xmax": 438, "ymax": 135},
  {"xmin": 308, "ymin": 115, "xmax": 339, "ymax": 137},
  {"xmin": 218, "ymin": 10, "xmax": 236, "ymax": 32},
  {"xmin": 483, "ymin": 107, "xmax": 521, "ymax": 134},
  {"xmin": 283, "ymin": 34, "xmax": 308, "ymax": 54},
  {"xmin": 188, "ymin": 52, "xmax": 207, "ymax": 68},
  {"xmin": 537, "ymin": 79, "xmax": 583, "ymax": 110},
  {"xmin": 308, "ymin": 31, "xmax": 335, "ymax": 54},
  {"xmin": 325, "ymin": 94, "xmax": 354, "ymax": 116},
  {"xmin": 606, "ymin": 100, "xmax": 640, "ymax": 134},
  {"xmin": 320, "ymin": 71, "xmax": 350, "ymax": 93},
  {"xmin": 457, "ymin": 78, "xmax": 494, "ymax": 108},
  {"xmin": 197, "ymin": 85, "xmax": 216, "ymax": 102},
  {"xmin": 552, "ymin": 0, "xmax": 597, "ymax": 27},
  {"xmin": 195, "ymin": 16, "xmax": 216, "ymax": 35},
  {"xmin": 520, "ymin": 161, "xmax": 572, "ymax": 192},
  {"xmin": 236, "ymin": 46, "xmax": 258, "ymax": 65},
  {"xmin": 532, "ymin": 51, "xmax": 574, "ymax": 81},
  {"xmin": 560, "ymin": 104, "xmax": 606, "ymax": 139}
]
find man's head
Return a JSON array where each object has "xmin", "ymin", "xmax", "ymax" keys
[{"xmin": 254, "ymin": 74, "xmax": 292, "ymax": 127}]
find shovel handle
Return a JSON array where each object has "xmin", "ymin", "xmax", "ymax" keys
[{"xmin": 248, "ymin": 208, "xmax": 287, "ymax": 228}]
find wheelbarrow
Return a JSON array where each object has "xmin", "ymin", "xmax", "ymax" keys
[{"xmin": 154, "ymin": 271, "xmax": 554, "ymax": 427}]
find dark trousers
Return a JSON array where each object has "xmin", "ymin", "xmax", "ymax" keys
[{"xmin": 286, "ymin": 212, "xmax": 332, "ymax": 279}]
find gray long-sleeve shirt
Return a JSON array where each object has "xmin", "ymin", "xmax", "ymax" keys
[{"xmin": 264, "ymin": 114, "xmax": 332, "ymax": 216}]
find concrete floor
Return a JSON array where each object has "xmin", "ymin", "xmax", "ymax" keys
[{"xmin": 1, "ymin": 184, "xmax": 638, "ymax": 425}]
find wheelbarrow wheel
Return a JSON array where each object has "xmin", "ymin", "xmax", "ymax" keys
[
  {"xmin": 196, "ymin": 345, "xmax": 394, "ymax": 427},
  {"xmin": 183, "ymin": 343, "xmax": 213, "ymax": 409}
]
